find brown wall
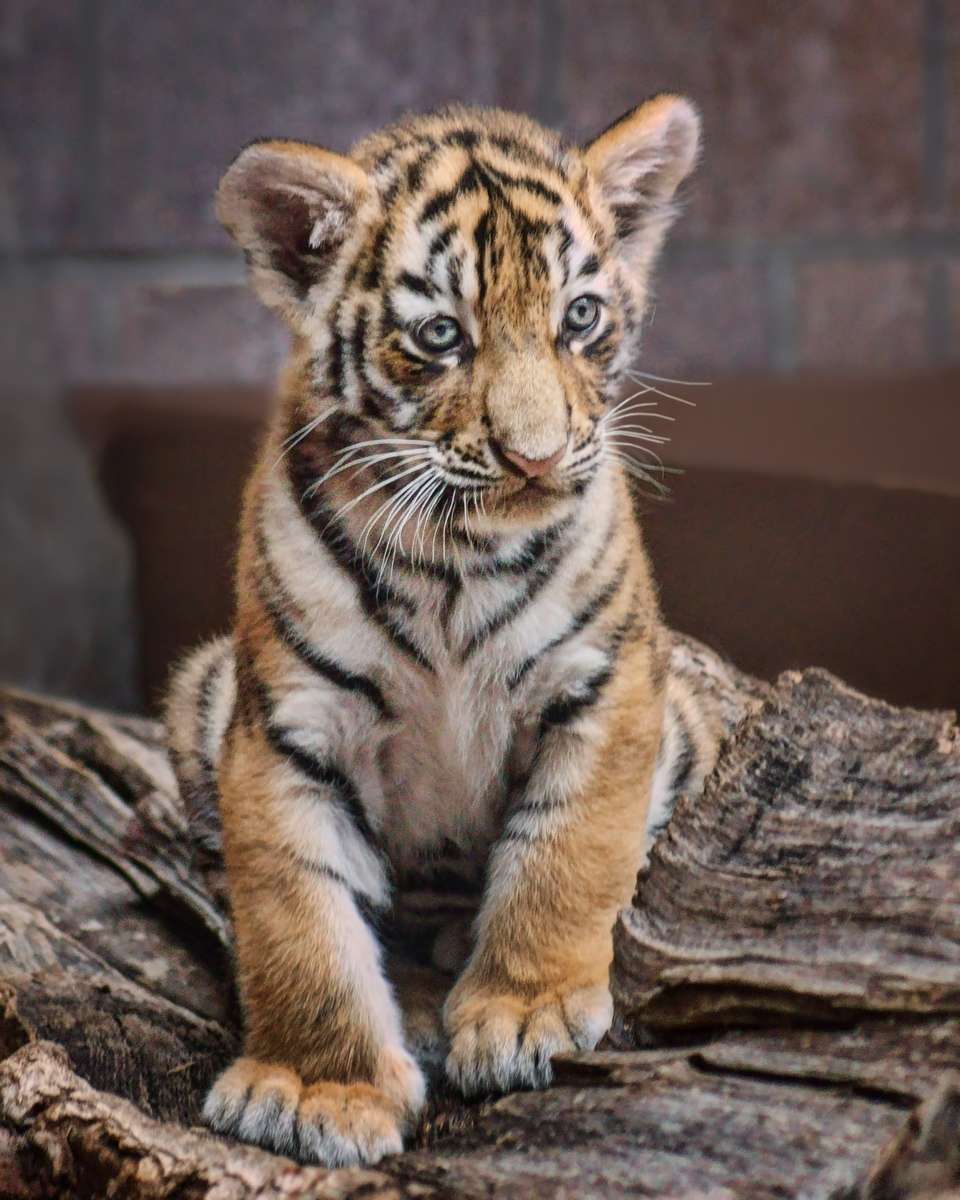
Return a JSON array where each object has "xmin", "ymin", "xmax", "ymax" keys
[{"xmin": 74, "ymin": 380, "xmax": 960, "ymax": 714}]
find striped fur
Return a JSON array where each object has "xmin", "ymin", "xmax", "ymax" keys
[{"xmin": 166, "ymin": 98, "xmax": 702, "ymax": 1166}]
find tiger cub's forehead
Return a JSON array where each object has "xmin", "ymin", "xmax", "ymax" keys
[{"xmin": 360, "ymin": 125, "xmax": 613, "ymax": 330}]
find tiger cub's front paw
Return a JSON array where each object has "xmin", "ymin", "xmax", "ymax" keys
[
  {"xmin": 203, "ymin": 1054, "xmax": 424, "ymax": 1167},
  {"xmin": 444, "ymin": 983, "xmax": 613, "ymax": 1097}
]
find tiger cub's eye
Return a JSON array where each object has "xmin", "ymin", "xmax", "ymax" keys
[
  {"xmin": 414, "ymin": 315, "xmax": 463, "ymax": 354},
  {"xmin": 564, "ymin": 295, "xmax": 600, "ymax": 335}
]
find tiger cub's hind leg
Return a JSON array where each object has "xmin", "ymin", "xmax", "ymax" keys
[{"xmin": 164, "ymin": 635, "xmax": 235, "ymax": 858}]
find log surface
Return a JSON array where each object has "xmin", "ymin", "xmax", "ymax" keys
[
  {"xmin": 3, "ymin": 648, "xmax": 960, "ymax": 1197},
  {"xmin": 613, "ymin": 667, "xmax": 960, "ymax": 1033}
]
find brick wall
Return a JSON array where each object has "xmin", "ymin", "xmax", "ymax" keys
[
  {"xmin": 0, "ymin": 0, "xmax": 957, "ymax": 708},
  {"xmin": 2, "ymin": 0, "xmax": 957, "ymax": 387}
]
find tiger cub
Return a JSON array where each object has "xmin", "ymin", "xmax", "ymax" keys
[{"xmin": 166, "ymin": 97, "xmax": 701, "ymax": 1167}]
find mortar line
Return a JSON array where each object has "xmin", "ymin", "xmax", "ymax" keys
[
  {"xmin": 927, "ymin": 259, "xmax": 952, "ymax": 364},
  {"xmin": 766, "ymin": 246, "xmax": 797, "ymax": 375},
  {"xmin": 922, "ymin": 0, "xmax": 948, "ymax": 221},
  {"xmin": 534, "ymin": 0, "xmax": 566, "ymax": 129},
  {"xmin": 77, "ymin": 0, "xmax": 104, "ymax": 246},
  {"xmin": 663, "ymin": 231, "xmax": 960, "ymax": 268},
  {"xmin": 92, "ymin": 288, "xmax": 121, "ymax": 374}
]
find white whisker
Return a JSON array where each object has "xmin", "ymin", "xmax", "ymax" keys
[
  {"xmin": 314, "ymin": 446, "xmax": 431, "ymax": 492},
  {"xmin": 408, "ymin": 477, "xmax": 444, "ymax": 563},
  {"xmin": 605, "ymin": 429, "xmax": 671, "ymax": 446},
  {"xmin": 398, "ymin": 476, "xmax": 442, "ymax": 574},
  {"xmin": 332, "ymin": 436, "xmax": 432, "ymax": 459},
  {"xmin": 333, "ymin": 460, "xmax": 430, "ymax": 522},
  {"xmin": 365, "ymin": 470, "xmax": 427, "ymax": 560},
  {"xmin": 606, "ymin": 449, "xmax": 671, "ymax": 494},
  {"xmin": 416, "ymin": 481, "xmax": 446, "ymax": 561},
  {"xmin": 378, "ymin": 469, "xmax": 436, "ymax": 571},
  {"xmin": 626, "ymin": 368, "xmax": 711, "ymax": 387},
  {"xmin": 272, "ymin": 406, "xmax": 337, "ymax": 469},
  {"xmin": 605, "ymin": 407, "xmax": 675, "ymax": 424},
  {"xmin": 622, "ymin": 378, "xmax": 697, "ymax": 407},
  {"xmin": 606, "ymin": 438, "xmax": 668, "ymax": 470}
]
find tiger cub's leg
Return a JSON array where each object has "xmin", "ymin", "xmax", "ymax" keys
[
  {"xmin": 204, "ymin": 719, "xmax": 424, "ymax": 1166},
  {"xmin": 444, "ymin": 638, "xmax": 664, "ymax": 1095}
]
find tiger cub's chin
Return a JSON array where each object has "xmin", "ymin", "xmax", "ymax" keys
[{"xmin": 166, "ymin": 96, "xmax": 703, "ymax": 1166}]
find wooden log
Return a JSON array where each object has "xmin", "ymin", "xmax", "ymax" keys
[
  {"xmin": 0, "ymin": 688, "xmax": 231, "ymax": 948},
  {"xmin": 0, "ymin": 888, "xmax": 236, "ymax": 1125},
  {"xmin": 0, "ymin": 779, "xmax": 234, "ymax": 1025},
  {"xmin": 403, "ymin": 1053, "xmax": 914, "ymax": 1198},
  {"xmin": 3, "ymin": 651, "xmax": 960, "ymax": 1196},
  {"xmin": 3, "ymin": 1040, "xmax": 956, "ymax": 1200},
  {"xmin": 557, "ymin": 1014, "xmax": 960, "ymax": 1107},
  {"xmin": 0, "ymin": 1041, "xmax": 411, "ymax": 1200},
  {"xmin": 613, "ymin": 667, "xmax": 960, "ymax": 1035}
]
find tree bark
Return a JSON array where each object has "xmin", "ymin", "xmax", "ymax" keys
[
  {"xmin": 613, "ymin": 667, "xmax": 960, "ymax": 1034},
  {"xmin": 3, "ymin": 646, "xmax": 960, "ymax": 1197}
]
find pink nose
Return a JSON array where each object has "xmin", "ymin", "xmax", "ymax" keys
[{"xmin": 499, "ymin": 446, "xmax": 565, "ymax": 479}]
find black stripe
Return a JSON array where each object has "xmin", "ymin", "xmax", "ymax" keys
[
  {"xmin": 539, "ymin": 665, "xmax": 615, "ymax": 733},
  {"xmin": 489, "ymin": 133, "xmax": 562, "ymax": 172},
  {"xmin": 671, "ymin": 715, "xmax": 698, "ymax": 795},
  {"xmin": 536, "ymin": 602, "xmax": 644, "ymax": 734},
  {"xmin": 443, "ymin": 128, "xmax": 480, "ymax": 151},
  {"xmin": 266, "ymin": 728, "xmax": 379, "ymax": 848},
  {"xmin": 358, "ymin": 357, "xmax": 408, "ymax": 420},
  {"xmin": 364, "ymin": 224, "xmax": 391, "ymax": 290},
  {"xmin": 426, "ymin": 224, "xmax": 457, "ymax": 268},
  {"xmin": 583, "ymin": 326, "xmax": 616, "ymax": 363},
  {"xmin": 350, "ymin": 307, "xmax": 414, "ymax": 419},
  {"xmin": 478, "ymin": 161, "xmax": 563, "ymax": 207},
  {"xmin": 476, "ymin": 520, "xmax": 570, "ymax": 578},
  {"xmin": 249, "ymin": 675, "xmax": 382, "ymax": 852},
  {"xmin": 406, "ymin": 143, "xmax": 439, "ymax": 190},
  {"xmin": 473, "ymin": 207, "xmax": 492, "ymax": 306},
  {"xmin": 557, "ymin": 224, "xmax": 573, "ymax": 286},
  {"xmin": 461, "ymin": 526, "xmax": 570, "ymax": 660},
  {"xmin": 501, "ymin": 796, "xmax": 561, "ymax": 843},
  {"xmin": 439, "ymin": 575, "xmax": 463, "ymax": 632},
  {"xmin": 397, "ymin": 270, "xmax": 436, "ymax": 298},
  {"xmin": 254, "ymin": 538, "xmax": 390, "ymax": 719},
  {"xmin": 326, "ymin": 296, "xmax": 346, "ymax": 396},
  {"xmin": 195, "ymin": 649, "xmax": 225, "ymax": 771},
  {"xmin": 420, "ymin": 162, "xmax": 482, "ymax": 223},
  {"xmin": 290, "ymin": 853, "xmax": 353, "ymax": 892},
  {"xmin": 285, "ymin": 449, "xmax": 433, "ymax": 670},
  {"xmin": 350, "ymin": 309, "xmax": 376, "ymax": 416},
  {"xmin": 612, "ymin": 201, "xmax": 644, "ymax": 240},
  {"xmin": 446, "ymin": 251, "xmax": 463, "ymax": 300},
  {"xmin": 508, "ymin": 559, "xmax": 629, "ymax": 690}
]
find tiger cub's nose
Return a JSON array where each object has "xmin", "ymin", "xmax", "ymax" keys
[{"xmin": 496, "ymin": 444, "xmax": 565, "ymax": 479}]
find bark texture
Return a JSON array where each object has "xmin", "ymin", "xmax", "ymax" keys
[
  {"xmin": 2, "ymin": 647, "xmax": 960, "ymax": 1197},
  {"xmin": 613, "ymin": 667, "xmax": 960, "ymax": 1033}
]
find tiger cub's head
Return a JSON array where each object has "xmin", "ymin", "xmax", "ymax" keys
[{"xmin": 218, "ymin": 100, "xmax": 699, "ymax": 537}]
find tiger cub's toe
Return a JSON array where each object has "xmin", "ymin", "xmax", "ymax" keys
[{"xmin": 203, "ymin": 1058, "xmax": 406, "ymax": 1167}]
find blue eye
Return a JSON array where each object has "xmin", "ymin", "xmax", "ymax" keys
[
  {"xmin": 564, "ymin": 295, "xmax": 600, "ymax": 335},
  {"xmin": 414, "ymin": 315, "xmax": 463, "ymax": 353}
]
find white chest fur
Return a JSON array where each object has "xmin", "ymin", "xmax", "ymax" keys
[{"xmin": 376, "ymin": 651, "xmax": 516, "ymax": 871}]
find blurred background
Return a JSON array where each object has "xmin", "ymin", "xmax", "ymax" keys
[{"xmin": 1, "ymin": 0, "xmax": 957, "ymax": 716}]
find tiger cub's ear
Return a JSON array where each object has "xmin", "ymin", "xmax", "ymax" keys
[
  {"xmin": 217, "ymin": 140, "xmax": 371, "ymax": 323},
  {"xmin": 584, "ymin": 95, "xmax": 700, "ymax": 281}
]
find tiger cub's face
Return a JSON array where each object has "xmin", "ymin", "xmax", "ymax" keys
[{"xmin": 219, "ymin": 100, "xmax": 699, "ymax": 534}]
